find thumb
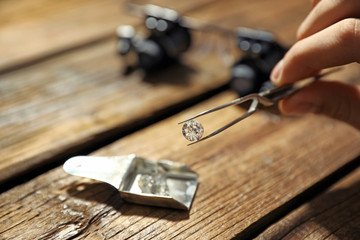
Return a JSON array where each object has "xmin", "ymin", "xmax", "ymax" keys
[{"xmin": 279, "ymin": 81, "xmax": 360, "ymax": 129}]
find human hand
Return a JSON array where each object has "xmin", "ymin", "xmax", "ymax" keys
[{"xmin": 270, "ymin": 0, "xmax": 360, "ymax": 129}]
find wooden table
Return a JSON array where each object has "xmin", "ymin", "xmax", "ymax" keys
[{"xmin": 1, "ymin": 0, "xmax": 360, "ymax": 239}]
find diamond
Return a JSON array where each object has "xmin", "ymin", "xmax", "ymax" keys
[
  {"xmin": 182, "ymin": 120, "xmax": 204, "ymax": 142},
  {"xmin": 138, "ymin": 164, "xmax": 169, "ymax": 195}
]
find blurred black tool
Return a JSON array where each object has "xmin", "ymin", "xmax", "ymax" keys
[
  {"xmin": 230, "ymin": 28, "xmax": 287, "ymax": 96},
  {"xmin": 117, "ymin": 5, "xmax": 191, "ymax": 74},
  {"xmin": 117, "ymin": 4, "xmax": 287, "ymax": 97}
]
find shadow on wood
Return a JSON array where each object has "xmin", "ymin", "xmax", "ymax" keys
[
  {"xmin": 65, "ymin": 181, "xmax": 190, "ymax": 221},
  {"xmin": 257, "ymin": 172, "xmax": 360, "ymax": 240},
  {"xmin": 295, "ymin": 178, "xmax": 360, "ymax": 239},
  {"xmin": 141, "ymin": 63, "xmax": 197, "ymax": 86}
]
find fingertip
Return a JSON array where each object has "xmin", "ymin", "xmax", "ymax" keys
[
  {"xmin": 270, "ymin": 59, "xmax": 283, "ymax": 85},
  {"xmin": 279, "ymin": 95, "xmax": 318, "ymax": 116},
  {"xmin": 278, "ymin": 99, "xmax": 288, "ymax": 114},
  {"xmin": 296, "ymin": 23, "xmax": 307, "ymax": 41},
  {"xmin": 279, "ymin": 81, "xmax": 360, "ymax": 129}
]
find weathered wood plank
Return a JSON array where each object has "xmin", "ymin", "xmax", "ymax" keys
[
  {"xmin": 0, "ymin": 0, "xmax": 309, "ymax": 184},
  {"xmin": 185, "ymin": 0, "xmax": 310, "ymax": 45},
  {"xmin": 256, "ymin": 167, "xmax": 360, "ymax": 240},
  {"xmin": 0, "ymin": 0, "xmax": 217, "ymax": 73},
  {"xmin": 1, "ymin": 88, "xmax": 359, "ymax": 239},
  {"xmin": 0, "ymin": 36, "xmax": 228, "ymax": 185}
]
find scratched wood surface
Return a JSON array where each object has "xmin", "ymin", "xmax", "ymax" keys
[
  {"xmin": 2, "ymin": 0, "xmax": 360, "ymax": 239},
  {"xmin": 1, "ymin": 90, "xmax": 360, "ymax": 239},
  {"xmin": 0, "ymin": 0, "xmax": 227, "ymax": 185},
  {"xmin": 0, "ymin": 0, "xmax": 309, "ymax": 185},
  {"xmin": 255, "ymin": 167, "xmax": 360, "ymax": 240}
]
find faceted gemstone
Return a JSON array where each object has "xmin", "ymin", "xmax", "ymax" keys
[
  {"xmin": 138, "ymin": 164, "xmax": 169, "ymax": 195},
  {"xmin": 182, "ymin": 120, "xmax": 204, "ymax": 142}
]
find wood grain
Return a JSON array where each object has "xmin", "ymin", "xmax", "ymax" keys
[
  {"xmin": 0, "ymin": 37, "xmax": 228, "ymax": 185},
  {"xmin": 185, "ymin": 0, "xmax": 310, "ymax": 45},
  {"xmin": 0, "ymin": 0, "xmax": 309, "ymax": 185},
  {"xmin": 255, "ymin": 167, "xmax": 360, "ymax": 240},
  {"xmin": 3, "ymin": 0, "xmax": 360, "ymax": 238},
  {"xmin": 1, "ymin": 90, "xmax": 359, "ymax": 239},
  {"xmin": 0, "ymin": 0, "xmax": 217, "ymax": 73}
]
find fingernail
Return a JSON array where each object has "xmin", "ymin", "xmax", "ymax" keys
[{"xmin": 271, "ymin": 59, "xmax": 283, "ymax": 84}]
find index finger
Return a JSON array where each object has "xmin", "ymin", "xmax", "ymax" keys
[{"xmin": 272, "ymin": 18, "xmax": 360, "ymax": 85}]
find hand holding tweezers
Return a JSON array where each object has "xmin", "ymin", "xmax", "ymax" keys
[{"xmin": 179, "ymin": 68, "xmax": 341, "ymax": 145}]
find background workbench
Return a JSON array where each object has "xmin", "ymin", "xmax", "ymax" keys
[{"xmin": 1, "ymin": 0, "xmax": 360, "ymax": 239}]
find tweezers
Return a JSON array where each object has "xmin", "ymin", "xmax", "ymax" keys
[{"xmin": 179, "ymin": 68, "xmax": 340, "ymax": 145}]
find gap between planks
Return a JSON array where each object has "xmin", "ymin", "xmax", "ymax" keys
[
  {"xmin": 0, "ymin": 83, "xmax": 228, "ymax": 193},
  {"xmin": 1, "ymin": 91, "xmax": 359, "ymax": 239},
  {"xmin": 232, "ymin": 155, "xmax": 360, "ymax": 239}
]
